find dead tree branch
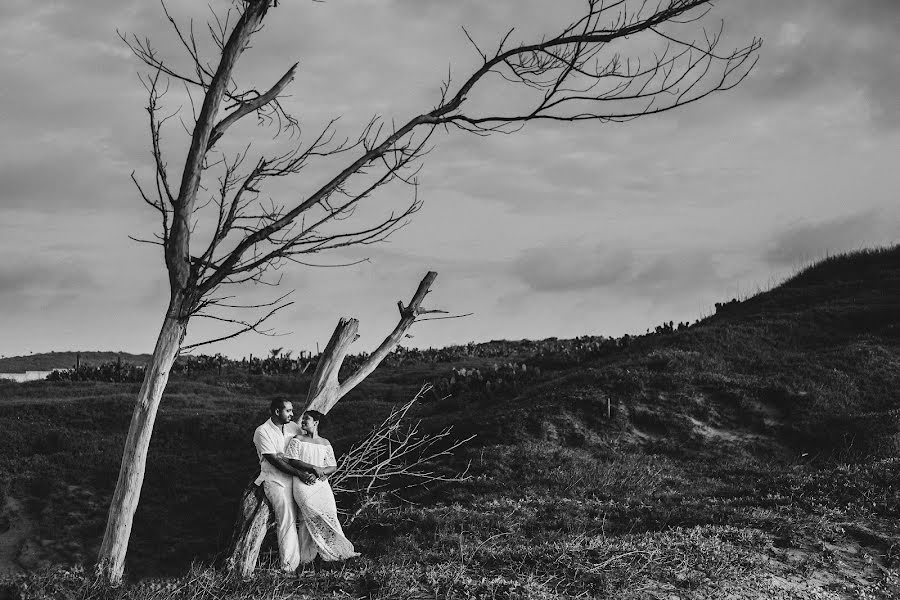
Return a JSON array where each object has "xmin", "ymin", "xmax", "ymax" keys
[
  {"xmin": 305, "ymin": 271, "xmax": 443, "ymax": 414},
  {"xmin": 330, "ymin": 384, "xmax": 474, "ymax": 523}
]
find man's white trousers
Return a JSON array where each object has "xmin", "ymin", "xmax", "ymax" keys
[{"xmin": 262, "ymin": 480, "xmax": 300, "ymax": 571}]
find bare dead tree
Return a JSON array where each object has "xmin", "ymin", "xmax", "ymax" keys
[{"xmin": 97, "ymin": 0, "xmax": 760, "ymax": 584}]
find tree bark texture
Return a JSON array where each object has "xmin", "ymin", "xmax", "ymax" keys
[
  {"xmin": 95, "ymin": 313, "xmax": 186, "ymax": 584},
  {"xmin": 222, "ymin": 482, "xmax": 271, "ymax": 580},
  {"xmin": 305, "ymin": 317, "xmax": 360, "ymax": 413}
]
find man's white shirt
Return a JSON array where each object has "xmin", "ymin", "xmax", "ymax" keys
[{"xmin": 253, "ymin": 419, "xmax": 301, "ymax": 487}]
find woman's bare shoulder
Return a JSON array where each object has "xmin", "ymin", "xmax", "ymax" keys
[{"xmin": 295, "ymin": 435, "xmax": 330, "ymax": 446}]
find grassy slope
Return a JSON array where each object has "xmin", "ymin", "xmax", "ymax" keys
[
  {"xmin": 2, "ymin": 247, "xmax": 900, "ymax": 598},
  {"xmin": 0, "ymin": 352, "xmax": 152, "ymax": 373}
]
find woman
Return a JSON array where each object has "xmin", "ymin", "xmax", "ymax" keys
[{"xmin": 281, "ymin": 410, "xmax": 359, "ymax": 565}]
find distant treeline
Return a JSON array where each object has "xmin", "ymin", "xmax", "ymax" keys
[
  {"xmin": 13, "ymin": 304, "xmax": 718, "ymax": 385},
  {"xmin": 42, "ymin": 315, "xmax": 708, "ymax": 384},
  {"xmin": 0, "ymin": 351, "xmax": 152, "ymax": 373},
  {"xmin": 4, "ymin": 300, "xmax": 750, "ymax": 379}
]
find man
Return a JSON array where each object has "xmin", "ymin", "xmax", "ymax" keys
[{"xmin": 252, "ymin": 398, "xmax": 315, "ymax": 572}]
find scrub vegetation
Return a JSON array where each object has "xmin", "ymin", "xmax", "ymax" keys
[{"xmin": 1, "ymin": 246, "xmax": 899, "ymax": 598}]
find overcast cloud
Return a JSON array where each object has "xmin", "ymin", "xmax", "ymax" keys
[{"xmin": 1, "ymin": 0, "xmax": 898, "ymax": 358}]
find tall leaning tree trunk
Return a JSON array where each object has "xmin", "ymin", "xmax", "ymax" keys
[
  {"xmin": 95, "ymin": 302, "xmax": 187, "ymax": 583},
  {"xmin": 96, "ymin": 2, "xmax": 272, "ymax": 585}
]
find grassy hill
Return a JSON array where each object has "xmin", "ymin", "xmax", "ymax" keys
[
  {"xmin": 0, "ymin": 352, "xmax": 152, "ymax": 373},
  {"xmin": 1, "ymin": 246, "xmax": 899, "ymax": 599}
]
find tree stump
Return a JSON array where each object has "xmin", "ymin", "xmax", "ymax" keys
[{"xmin": 223, "ymin": 481, "xmax": 273, "ymax": 579}]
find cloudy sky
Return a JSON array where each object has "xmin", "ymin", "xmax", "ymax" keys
[{"xmin": 1, "ymin": 0, "xmax": 898, "ymax": 360}]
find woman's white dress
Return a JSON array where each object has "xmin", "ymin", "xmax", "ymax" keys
[{"xmin": 283, "ymin": 437, "xmax": 358, "ymax": 563}]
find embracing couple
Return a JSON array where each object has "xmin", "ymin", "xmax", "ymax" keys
[{"xmin": 253, "ymin": 398, "xmax": 358, "ymax": 572}]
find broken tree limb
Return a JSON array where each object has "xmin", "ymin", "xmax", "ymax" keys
[{"xmin": 305, "ymin": 271, "xmax": 439, "ymax": 414}]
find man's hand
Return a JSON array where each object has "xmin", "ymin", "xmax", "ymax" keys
[{"xmin": 264, "ymin": 453, "xmax": 313, "ymax": 483}]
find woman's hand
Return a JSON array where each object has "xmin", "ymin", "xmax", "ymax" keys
[{"xmin": 313, "ymin": 466, "xmax": 327, "ymax": 479}]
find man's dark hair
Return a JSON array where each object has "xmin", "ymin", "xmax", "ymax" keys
[{"xmin": 270, "ymin": 398, "xmax": 291, "ymax": 414}]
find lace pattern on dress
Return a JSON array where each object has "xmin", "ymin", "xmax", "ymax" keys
[{"xmin": 286, "ymin": 436, "xmax": 358, "ymax": 563}]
